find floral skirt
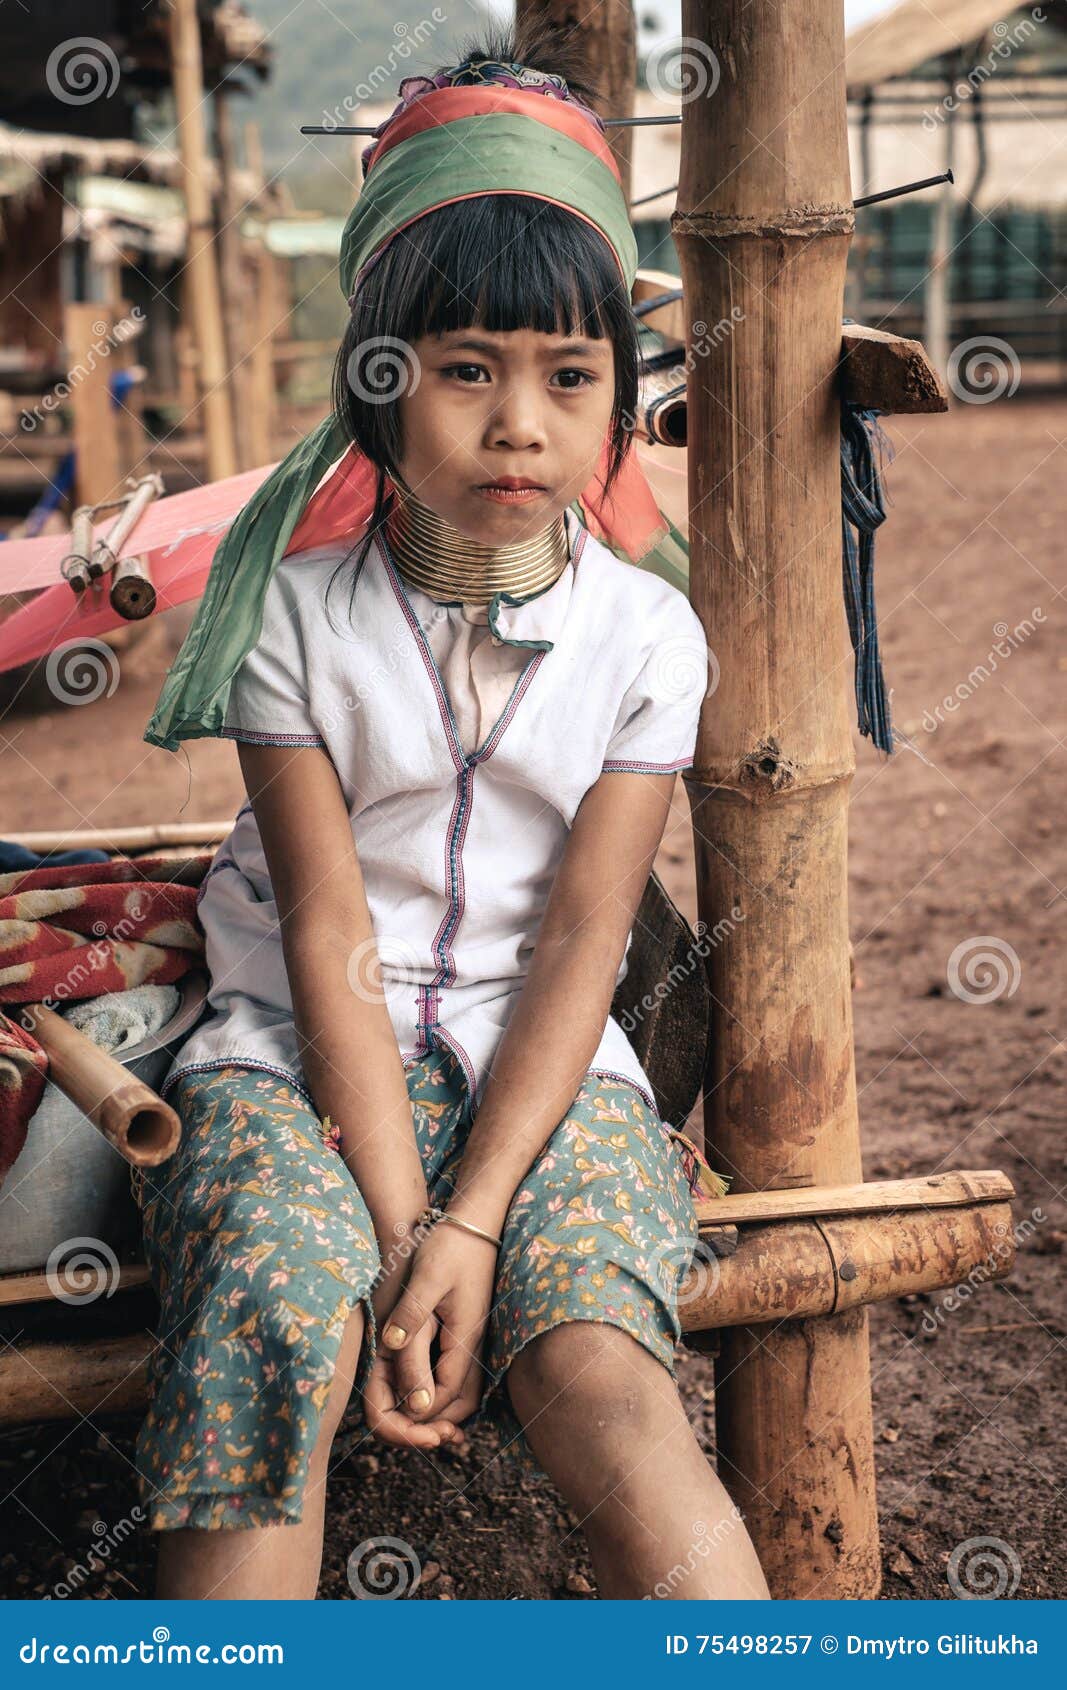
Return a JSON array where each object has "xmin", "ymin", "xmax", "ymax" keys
[{"xmin": 131, "ymin": 1051, "xmax": 724, "ymax": 1532}]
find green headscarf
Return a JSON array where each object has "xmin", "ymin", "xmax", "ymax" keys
[{"xmin": 144, "ymin": 101, "xmax": 669, "ymax": 753}]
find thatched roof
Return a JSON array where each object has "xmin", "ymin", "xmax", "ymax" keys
[
  {"xmin": 0, "ymin": 123, "xmax": 185, "ymax": 195},
  {"xmin": 847, "ymin": 0, "xmax": 1067, "ymax": 92}
]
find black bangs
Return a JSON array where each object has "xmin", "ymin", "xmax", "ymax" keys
[{"xmin": 330, "ymin": 193, "xmax": 639, "ymax": 500}]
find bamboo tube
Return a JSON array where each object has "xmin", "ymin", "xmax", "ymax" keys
[
  {"xmin": 60, "ymin": 505, "xmax": 94, "ymax": 595},
  {"xmin": 168, "ymin": 0, "xmax": 237, "ymax": 480},
  {"xmin": 636, "ymin": 364, "xmax": 687, "ymax": 446},
  {"xmin": 680, "ymin": 1201, "xmax": 1017, "ymax": 1330},
  {"xmin": 4, "ymin": 822, "xmax": 231, "ymax": 853},
  {"xmin": 88, "ymin": 473, "xmax": 163, "ymax": 580},
  {"xmin": 109, "ymin": 554, "xmax": 157, "ymax": 619},
  {"xmin": 673, "ymin": 1, "xmax": 876, "ymax": 1596},
  {"xmin": 18, "ymin": 1003, "xmax": 180, "ymax": 1167},
  {"xmin": 0, "ymin": 1334, "xmax": 153, "ymax": 1423}
]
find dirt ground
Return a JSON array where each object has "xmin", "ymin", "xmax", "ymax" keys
[{"xmin": 0, "ymin": 398, "xmax": 1063, "ymax": 1601}]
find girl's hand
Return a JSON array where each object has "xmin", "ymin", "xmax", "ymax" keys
[
  {"xmin": 362, "ymin": 1255, "xmax": 465, "ymax": 1451},
  {"xmin": 380, "ymin": 1220, "xmax": 498, "ymax": 1429},
  {"xmin": 362, "ymin": 1314, "xmax": 465, "ymax": 1452}
]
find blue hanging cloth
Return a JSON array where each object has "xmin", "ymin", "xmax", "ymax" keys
[{"xmin": 840, "ymin": 404, "xmax": 895, "ymax": 755}]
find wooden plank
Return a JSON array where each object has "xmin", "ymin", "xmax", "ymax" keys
[
  {"xmin": 0, "ymin": 1263, "xmax": 151, "ymax": 1309},
  {"xmin": 696, "ymin": 1170, "xmax": 1013, "ymax": 1230}
]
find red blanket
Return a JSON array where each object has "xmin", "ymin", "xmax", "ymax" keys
[{"xmin": 0, "ymin": 851, "xmax": 212, "ymax": 1189}]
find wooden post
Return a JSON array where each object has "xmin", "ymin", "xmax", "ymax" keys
[
  {"xmin": 672, "ymin": 2, "xmax": 879, "ymax": 1596},
  {"xmin": 168, "ymin": 0, "xmax": 237, "ymax": 481},
  {"xmin": 66, "ymin": 303, "xmax": 121, "ymax": 508},
  {"xmin": 214, "ymin": 82, "xmax": 254, "ymax": 470},
  {"xmin": 925, "ymin": 90, "xmax": 957, "ymax": 380},
  {"xmin": 522, "ymin": 0, "xmax": 636, "ymax": 199}
]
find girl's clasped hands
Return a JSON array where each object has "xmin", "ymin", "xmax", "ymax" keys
[{"xmin": 362, "ymin": 1215, "xmax": 499, "ymax": 1452}]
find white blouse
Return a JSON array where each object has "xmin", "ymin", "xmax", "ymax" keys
[{"xmin": 162, "ymin": 509, "xmax": 710, "ymax": 1115}]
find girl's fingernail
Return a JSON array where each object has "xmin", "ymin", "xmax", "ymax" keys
[
  {"xmin": 383, "ymin": 1325, "xmax": 406, "ymax": 1347},
  {"xmin": 411, "ymin": 1388, "xmax": 431, "ymax": 1410}
]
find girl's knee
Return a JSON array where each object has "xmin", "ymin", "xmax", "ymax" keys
[{"xmin": 506, "ymin": 1320, "xmax": 648, "ymax": 1421}]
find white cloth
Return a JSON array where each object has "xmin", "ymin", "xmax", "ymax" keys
[{"xmin": 162, "ymin": 509, "xmax": 709, "ymax": 1113}]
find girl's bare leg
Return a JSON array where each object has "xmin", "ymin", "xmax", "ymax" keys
[
  {"xmin": 153, "ymin": 1303, "xmax": 367, "ymax": 1600},
  {"xmin": 506, "ymin": 1321, "xmax": 771, "ymax": 1600}
]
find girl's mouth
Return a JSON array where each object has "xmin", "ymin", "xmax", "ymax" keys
[{"xmin": 475, "ymin": 480, "xmax": 548, "ymax": 505}]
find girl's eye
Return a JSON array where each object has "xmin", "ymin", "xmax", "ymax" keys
[
  {"xmin": 442, "ymin": 363, "xmax": 489, "ymax": 383},
  {"xmin": 551, "ymin": 369, "xmax": 595, "ymax": 390}
]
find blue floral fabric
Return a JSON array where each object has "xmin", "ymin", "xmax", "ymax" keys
[{"xmin": 132, "ymin": 1050, "xmax": 717, "ymax": 1531}]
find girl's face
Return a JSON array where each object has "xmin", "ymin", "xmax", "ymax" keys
[{"xmin": 395, "ymin": 325, "xmax": 617, "ymax": 544}]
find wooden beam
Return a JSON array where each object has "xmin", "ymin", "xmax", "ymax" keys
[
  {"xmin": 840, "ymin": 324, "xmax": 949, "ymax": 413},
  {"xmin": 674, "ymin": 0, "xmax": 879, "ymax": 1598},
  {"xmin": 0, "ymin": 1334, "xmax": 152, "ymax": 1423}
]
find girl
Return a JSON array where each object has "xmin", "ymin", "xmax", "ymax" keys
[{"xmin": 135, "ymin": 19, "xmax": 770, "ymax": 1602}]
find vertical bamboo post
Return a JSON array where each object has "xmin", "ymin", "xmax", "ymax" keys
[
  {"xmin": 524, "ymin": 0, "xmax": 636, "ymax": 199},
  {"xmin": 168, "ymin": 0, "xmax": 237, "ymax": 481},
  {"xmin": 673, "ymin": 2, "xmax": 880, "ymax": 1596},
  {"xmin": 214, "ymin": 82, "xmax": 254, "ymax": 470}
]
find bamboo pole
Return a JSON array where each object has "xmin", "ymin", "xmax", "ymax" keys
[
  {"xmin": 680, "ymin": 1200, "xmax": 1016, "ymax": 1328},
  {"xmin": 673, "ymin": 2, "xmax": 877, "ymax": 1596},
  {"xmin": 168, "ymin": 0, "xmax": 237, "ymax": 481},
  {"xmin": 2, "ymin": 821, "xmax": 230, "ymax": 853},
  {"xmin": 214, "ymin": 82, "xmax": 254, "ymax": 471}
]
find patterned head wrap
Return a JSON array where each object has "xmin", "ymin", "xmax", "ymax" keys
[{"xmin": 144, "ymin": 57, "xmax": 677, "ymax": 754}]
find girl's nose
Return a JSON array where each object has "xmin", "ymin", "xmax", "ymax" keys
[{"xmin": 485, "ymin": 382, "xmax": 548, "ymax": 452}]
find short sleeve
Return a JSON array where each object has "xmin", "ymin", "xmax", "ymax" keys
[
  {"xmin": 601, "ymin": 602, "xmax": 709, "ymax": 775},
  {"xmin": 221, "ymin": 566, "xmax": 326, "ymax": 748}
]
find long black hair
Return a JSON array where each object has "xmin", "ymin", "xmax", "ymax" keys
[{"xmin": 324, "ymin": 13, "xmax": 638, "ymax": 627}]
